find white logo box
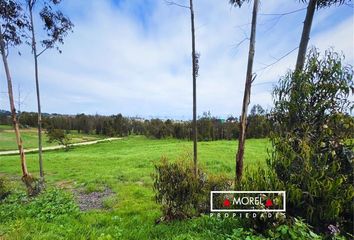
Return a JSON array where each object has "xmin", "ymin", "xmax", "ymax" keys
[{"xmin": 210, "ymin": 191, "xmax": 286, "ymax": 212}]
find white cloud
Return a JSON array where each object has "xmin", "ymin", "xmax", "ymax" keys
[{"xmin": 0, "ymin": 0, "xmax": 352, "ymax": 119}]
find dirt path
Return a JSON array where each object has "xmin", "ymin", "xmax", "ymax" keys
[{"xmin": 0, "ymin": 137, "xmax": 121, "ymax": 156}]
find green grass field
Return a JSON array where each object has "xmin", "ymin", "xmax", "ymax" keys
[
  {"xmin": 0, "ymin": 125, "xmax": 103, "ymax": 151},
  {"xmin": 0, "ymin": 136, "xmax": 270, "ymax": 239}
]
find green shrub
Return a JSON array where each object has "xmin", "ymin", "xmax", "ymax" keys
[
  {"xmin": 46, "ymin": 128, "xmax": 72, "ymax": 151},
  {"xmin": 152, "ymin": 156, "xmax": 233, "ymax": 221},
  {"xmin": 198, "ymin": 173, "xmax": 231, "ymax": 213},
  {"xmin": 266, "ymin": 218, "xmax": 322, "ymax": 240},
  {"xmin": 235, "ymin": 167, "xmax": 287, "ymax": 232},
  {"xmin": 270, "ymin": 49, "xmax": 354, "ymax": 234},
  {"xmin": 236, "ymin": 166, "xmax": 284, "ymax": 192},
  {"xmin": 0, "ymin": 176, "xmax": 10, "ymax": 200},
  {"xmin": 152, "ymin": 157, "xmax": 206, "ymax": 221},
  {"xmin": 196, "ymin": 216, "xmax": 323, "ymax": 240}
]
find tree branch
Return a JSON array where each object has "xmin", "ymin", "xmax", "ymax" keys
[
  {"xmin": 258, "ymin": 8, "xmax": 306, "ymax": 34},
  {"xmin": 164, "ymin": 0, "xmax": 190, "ymax": 9},
  {"xmin": 255, "ymin": 46, "xmax": 298, "ymax": 72},
  {"xmin": 36, "ymin": 46, "xmax": 50, "ymax": 57},
  {"xmin": 259, "ymin": 7, "xmax": 307, "ymax": 16},
  {"xmin": 251, "ymin": 74, "xmax": 257, "ymax": 84},
  {"xmin": 232, "ymin": 37, "xmax": 249, "ymax": 51},
  {"xmin": 231, "ymin": 25, "xmax": 250, "ymax": 51}
]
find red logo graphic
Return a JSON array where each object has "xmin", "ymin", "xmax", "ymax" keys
[
  {"xmin": 265, "ymin": 199, "xmax": 273, "ymax": 208},
  {"xmin": 223, "ymin": 198, "xmax": 231, "ymax": 207}
]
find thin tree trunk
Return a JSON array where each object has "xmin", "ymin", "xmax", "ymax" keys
[
  {"xmin": 29, "ymin": 5, "xmax": 44, "ymax": 183},
  {"xmin": 189, "ymin": 0, "xmax": 198, "ymax": 177},
  {"xmin": 0, "ymin": 28, "xmax": 29, "ymax": 179},
  {"xmin": 295, "ymin": 0, "xmax": 317, "ymax": 71},
  {"xmin": 291, "ymin": 0, "xmax": 317, "ymax": 125},
  {"xmin": 235, "ymin": 0, "xmax": 259, "ymax": 184}
]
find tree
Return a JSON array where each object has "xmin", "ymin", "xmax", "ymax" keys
[
  {"xmin": 290, "ymin": 0, "xmax": 348, "ymax": 156},
  {"xmin": 230, "ymin": 0, "xmax": 259, "ymax": 183},
  {"xmin": 271, "ymin": 49, "xmax": 353, "ymax": 233},
  {"xmin": 189, "ymin": 0, "xmax": 198, "ymax": 177},
  {"xmin": 25, "ymin": 0, "xmax": 73, "ymax": 185},
  {"xmin": 247, "ymin": 104, "xmax": 268, "ymax": 138},
  {"xmin": 46, "ymin": 127, "xmax": 71, "ymax": 151},
  {"xmin": 197, "ymin": 112, "xmax": 212, "ymax": 141},
  {"xmin": 295, "ymin": 0, "xmax": 347, "ymax": 71},
  {"xmin": 0, "ymin": 0, "xmax": 37, "ymax": 195},
  {"xmin": 165, "ymin": 0, "xmax": 199, "ymax": 176}
]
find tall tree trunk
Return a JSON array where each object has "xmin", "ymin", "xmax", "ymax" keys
[
  {"xmin": 189, "ymin": 0, "xmax": 198, "ymax": 177},
  {"xmin": 235, "ymin": 0, "xmax": 259, "ymax": 184},
  {"xmin": 0, "ymin": 29, "xmax": 30, "ymax": 180},
  {"xmin": 291, "ymin": 0, "xmax": 317, "ymax": 125},
  {"xmin": 29, "ymin": 5, "xmax": 44, "ymax": 184},
  {"xmin": 295, "ymin": 0, "xmax": 317, "ymax": 71}
]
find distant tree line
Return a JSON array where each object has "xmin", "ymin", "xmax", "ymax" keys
[{"xmin": 0, "ymin": 105, "xmax": 271, "ymax": 140}]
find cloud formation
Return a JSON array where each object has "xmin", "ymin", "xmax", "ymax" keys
[{"xmin": 0, "ymin": 0, "xmax": 353, "ymax": 119}]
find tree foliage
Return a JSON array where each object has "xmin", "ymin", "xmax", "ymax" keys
[
  {"xmin": 24, "ymin": 0, "xmax": 74, "ymax": 54},
  {"xmin": 270, "ymin": 48, "xmax": 354, "ymax": 234},
  {"xmin": 46, "ymin": 127, "xmax": 71, "ymax": 151},
  {"xmin": 0, "ymin": 0, "xmax": 28, "ymax": 48},
  {"xmin": 299, "ymin": 0, "xmax": 348, "ymax": 9},
  {"xmin": 153, "ymin": 156, "xmax": 230, "ymax": 221},
  {"xmin": 229, "ymin": 0, "xmax": 249, "ymax": 8},
  {"xmin": 153, "ymin": 156, "xmax": 206, "ymax": 221},
  {"xmin": 1, "ymin": 109, "xmax": 273, "ymax": 140},
  {"xmin": 247, "ymin": 105, "xmax": 270, "ymax": 139}
]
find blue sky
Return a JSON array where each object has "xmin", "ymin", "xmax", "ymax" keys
[{"xmin": 1, "ymin": 0, "xmax": 353, "ymax": 119}]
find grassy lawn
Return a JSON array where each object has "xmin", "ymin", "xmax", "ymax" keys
[
  {"xmin": 0, "ymin": 125, "xmax": 103, "ymax": 151},
  {"xmin": 0, "ymin": 136, "xmax": 270, "ymax": 239}
]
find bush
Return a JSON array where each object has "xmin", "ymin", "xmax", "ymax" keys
[
  {"xmin": 152, "ymin": 155, "xmax": 233, "ymax": 221},
  {"xmin": 235, "ymin": 167, "xmax": 287, "ymax": 232},
  {"xmin": 265, "ymin": 218, "xmax": 322, "ymax": 240},
  {"xmin": 193, "ymin": 215, "xmax": 325, "ymax": 240},
  {"xmin": 152, "ymin": 157, "xmax": 206, "ymax": 221},
  {"xmin": 269, "ymin": 49, "xmax": 354, "ymax": 234},
  {"xmin": 0, "ymin": 176, "xmax": 10, "ymax": 200},
  {"xmin": 198, "ymin": 173, "xmax": 231, "ymax": 213},
  {"xmin": 46, "ymin": 128, "xmax": 72, "ymax": 151}
]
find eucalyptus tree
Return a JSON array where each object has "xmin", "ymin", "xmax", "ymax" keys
[
  {"xmin": 230, "ymin": 0, "xmax": 259, "ymax": 183},
  {"xmin": 295, "ymin": 0, "xmax": 348, "ymax": 71},
  {"xmin": 291, "ymin": 0, "xmax": 348, "ymax": 130},
  {"xmin": 165, "ymin": 0, "xmax": 199, "ymax": 176},
  {"xmin": 189, "ymin": 0, "xmax": 198, "ymax": 177},
  {"xmin": 0, "ymin": 0, "xmax": 36, "ymax": 194},
  {"xmin": 25, "ymin": 0, "xmax": 73, "ymax": 184}
]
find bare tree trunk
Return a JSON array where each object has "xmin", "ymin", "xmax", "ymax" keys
[
  {"xmin": 189, "ymin": 0, "xmax": 198, "ymax": 177},
  {"xmin": 291, "ymin": 0, "xmax": 317, "ymax": 125},
  {"xmin": 29, "ymin": 5, "xmax": 44, "ymax": 184},
  {"xmin": 235, "ymin": 0, "xmax": 259, "ymax": 184},
  {"xmin": 0, "ymin": 29, "xmax": 29, "ymax": 179},
  {"xmin": 295, "ymin": 0, "xmax": 317, "ymax": 71}
]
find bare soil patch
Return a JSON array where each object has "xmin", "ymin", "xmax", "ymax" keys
[{"xmin": 73, "ymin": 188, "xmax": 113, "ymax": 211}]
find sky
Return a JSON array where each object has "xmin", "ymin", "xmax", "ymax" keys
[{"xmin": 0, "ymin": 0, "xmax": 353, "ymax": 119}]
